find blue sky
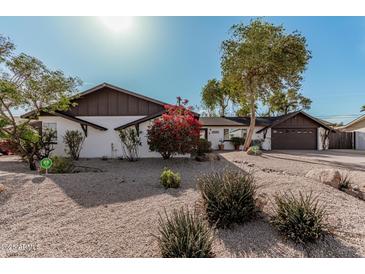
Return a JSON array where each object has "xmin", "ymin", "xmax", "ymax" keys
[{"xmin": 1, "ymin": 16, "xmax": 365, "ymax": 124}]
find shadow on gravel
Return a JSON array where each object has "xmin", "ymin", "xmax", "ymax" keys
[
  {"xmin": 304, "ymin": 235, "xmax": 361, "ymax": 258},
  {"xmin": 217, "ymin": 216, "xmax": 361, "ymax": 258},
  {"xmin": 264, "ymin": 154, "xmax": 365, "ymax": 172},
  {"xmin": 0, "ymin": 173, "xmax": 32, "ymax": 205},
  {"xmin": 47, "ymin": 157, "xmax": 240, "ymax": 208}
]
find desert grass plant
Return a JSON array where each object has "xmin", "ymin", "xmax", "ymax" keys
[
  {"xmin": 156, "ymin": 207, "xmax": 214, "ymax": 258},
  {"xmin": 63, "ymin": 130, "xmax": 84, "ymax": 160},
  {"xmin": 198, "ymin": 169, "xmax": 256, "ymax": 228},
  {"xmin": 48, "ymin": 156, "xmax": 73, "ymax": 173},
  {"xmin": 271, "ymin": 191, "xmax": 327, "ymax": 244},
  {"xmin": 160, "ymin": 168, "xmax": 181, "ymax": 189},
  {"xmin": 339, "ymin": 171, "xmax": 351, "ymax": 190}
]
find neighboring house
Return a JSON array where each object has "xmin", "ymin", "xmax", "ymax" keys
[
  {"xmin": 339, "ymin": 114, "xmax": 365, "ymax": 150},
  {"xmin": 22, "ymin": 83, "xmax": 172, "ymax": 158},
  {"xmin": 200, "ymin": 111, "xmax": 333, "ymax": 150}
]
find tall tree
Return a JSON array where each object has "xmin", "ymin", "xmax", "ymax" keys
[
  {"xmin": 201, "ymin": 79, "xmax": 230, "ymax": 117},
  {"xmin": 0, "ymin": 34, "xmax": 81, "ymax": 169},
  {"xmin": 267, "ymin": 89, "xmax": 312, "ymax": 115},
  {"xmin": 221, "ymin": 19, "xmax": 311, "ymax": 150}
]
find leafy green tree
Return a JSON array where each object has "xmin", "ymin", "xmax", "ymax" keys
[
  {"xmin": 0, "ymin": 34, "xmax": 81, "ymax": 169},
  {"xmin": 221, "ymin": 19, "xmax": 311, "ymax": 150},
  {"xmin": 267, "ymin": 89, "xmax": 312, "ymax": 116},
  {"xmin": 201, "ymin": 79, "xmax": 230, "ymax": 117},
  {"xmin": 361, "ymin": 105, "xmax": 365, "ymax": 112}
]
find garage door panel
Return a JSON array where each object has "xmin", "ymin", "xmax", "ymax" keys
[{"xmin": 272, "ymin": 128, "xmax": 317, "ymax": 150}]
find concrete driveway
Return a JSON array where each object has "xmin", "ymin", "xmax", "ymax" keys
[{"xmin": 267, "ymin": 149, "xmax": 365, "ymax": 171}]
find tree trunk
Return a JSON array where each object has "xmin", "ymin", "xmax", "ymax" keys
[
  {"xmin": 29, "ymin": 157, "xmax": 37, "ymax": 171},
  {"xmin": 243, "ymin": 98, "xmax": 256, "ymax": 151}
]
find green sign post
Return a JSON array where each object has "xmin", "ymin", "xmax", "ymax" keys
[{"xmin": 40, "ymin": 158, "xmax": 53, "ymax": 174}]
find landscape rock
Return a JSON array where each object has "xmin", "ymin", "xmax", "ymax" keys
[
  {"xmin": 352, "ymin": 184, "xmax": 360, "ymax": 191},
  {"xmin": 0, "ymin": 183, "xmax": 5, "ymax": 193},
  {"xmin": 255, "ymin": 193, "xmax": 269, "ymax": 210},
  {"xmin": 72, "ymin": 166, "xmax": 103, "ymax": 173},
  {"xmin": 195, "ymin": 153, "xmax": 220, "ymax": 162},
  {"xmin": 305, "ymin": 169, "xmax": 342, "ymax": 189},
  {"xmin": 195, "ymin": 155, "xmax": 207, "ymax": 162}
]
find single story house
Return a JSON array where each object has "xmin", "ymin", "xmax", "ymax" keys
[
  {"xmin": 22, "ymin": 83, "xmax": 176, "ymax": 158},
  {"xmin": 200, "ymin": 111, "xmax": 333, "ymax": 151},
  {"xmin": 339, "ymin": 114, "xmax": 365, "ymax": 150},
  {"xmin": 21, "ymin": 83, "xmax": 333, "ymax": 158}
]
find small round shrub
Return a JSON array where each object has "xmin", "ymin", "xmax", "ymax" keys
[
  {"xmin": 230, "ymin": 137, "xmax": 244, "ymax": 146},
  {"xmin": 246, "ymin": 146, "xmax": 262, "ymax": 155},
  {"xmin": 271, "ymin": 191, "xmax": 327, "ymax": 244},
  {"xmin": 160, "ymin": 168, "xmax": 181, "ymax": 188},
  {"xmin": 196, "ymin": 138, "xmax": 212, "ymax": 156},
  {"xmin": 156, "ymin": 208, "xmax": 214, "ymax": 258},
  {"xmin": 48, "ymin": 156, "xmax": 74, "ymax": 173},
  {"xmin": 198, "ymin": 169, "xmax": 256, "ymax": 228}
]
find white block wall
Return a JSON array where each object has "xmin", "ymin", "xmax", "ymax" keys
[
  {"xmin": 39, "ymin": 115, "xmax": 190, "ymax": 158},
  {"xmin": 204, "ymin": 126, "xmax": 271, "ymax": 150},
  {"xmin": 317, "ymin": 127, "xmax": 329, "ymax": 150},
  {"xmin": 355, "ymin": 131, "xmax": 365, "ymax": 150}
]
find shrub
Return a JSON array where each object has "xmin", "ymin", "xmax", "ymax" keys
[
  {"xmin": 271, "ymin": 191, "xmax": 327, "ymax": 244},
  {"xmin": 251, "ymin": 139, "xmax": 263, "ymax": 149},
  {"xmin": 156, "ymin": 207, "xmax": 214, "ymax": 258},
  {"xmin": 246, "ymin": 146, "xmax": 262, "ymax": 155},
  {"xmin": 63, "ymin": 130, "xmax": 84, "ymax": 160},
  {"xmin": 118, "ymin": 128, "xmax": 141, "ymax": 161},
  {"xmin": 48, "ymin": 156, "xmax": 73, "ymax": 173},
  {"xmin": 147, "ymin": 98, "xmax": 201, "ymax": 159},
  {"xmin": 195, "ymin": 138, "xmax": 212, "ymax": 156},
  {"xmin": 230, "ymin": 137, "xmax": 244, "ymax": 146},
  {"xmin": 198, "ymin": 169, "xmax": 256, "ymax": 228},
  {"xmin": 160, "ymin": 168, "xmax": 181, "ymax": 189},
  {"xmin": 36, "ymin": 128, "xmax": 57, "ymax": 159},
  {"xmin": 339, "ymin": 171, "xmax": 351, "ymax": 190}
]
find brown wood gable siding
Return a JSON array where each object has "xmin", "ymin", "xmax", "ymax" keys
[
  {"xmin": 273, "ymin": 113, "xmax": 319, "ymax": 129},
  {"xmin": 65, "ymin": 87, "xmax": 164, "ymax": 116}
]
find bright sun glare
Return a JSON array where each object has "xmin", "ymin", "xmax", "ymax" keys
[{"xmin": 98, "ymin": 16, "xmax": 133, "ymax": 33}]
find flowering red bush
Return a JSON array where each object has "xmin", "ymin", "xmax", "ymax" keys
[{"xmin": 147, "ymin": 99, "xmax": 201, "ymax": 159}]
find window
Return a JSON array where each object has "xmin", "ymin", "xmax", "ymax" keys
[
  {"xmin": 200, "ymin": 129, "xmax": 207, "ymax": 139},
  {"xmin": 223, "ymin": 129, "xmax": 229, "ymax": 140},
  {"xmin": 42, "ymin": 122, "xmax": 57, "ymax": 143},
  {"xmin": 224, "ymin": 128, "xmax": 247, "ymax": 141}
]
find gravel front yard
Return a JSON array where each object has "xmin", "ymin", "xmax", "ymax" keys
[{"xmin": 0, "ymin": 152, "xmax": 364, "ymax": 258}]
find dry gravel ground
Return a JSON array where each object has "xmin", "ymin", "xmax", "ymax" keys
[{"xmin": 0, "ymin": 152, "xmax": 364, "ymax": 258}]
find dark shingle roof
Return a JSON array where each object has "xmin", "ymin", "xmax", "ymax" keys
[
  {"xmin": 199, "ymin": 116, "xmax": 280, "ymax": 127},
  {"xmin": 200, "ymin": 111, "xmax": 334, "ymax": 132}
]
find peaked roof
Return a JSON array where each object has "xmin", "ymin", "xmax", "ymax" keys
[
  {"xmin": 114, "ymin": 110, "xmax": 166, "ymax": 130},
  {"xmin": 256, "ymin": 111, "xmax": 334, "ymax": 133},
  {"xmin": 21, "ymin": 82, "xmax": 167, "ymax": 119},
  {"xmin": 340, "ymin": 114, "xmax": 365, "ymax": 130},
  {"xmin": 77, "ymin": 82, "xmax": 167, "ymax": 106},
  {"xmin": 199, "ymin": 116, "xmax": 279, "ymax": 127},
  {"xmin": 54, "ymin": 111, "xmax": 108, "ymax": 131},
  {"xmin": 200, "ymin": 111, "xmax": 334, "ymax": 132}
]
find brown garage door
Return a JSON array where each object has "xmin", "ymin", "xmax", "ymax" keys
[{"xmin": 272, "ymin": 128, "xmax": 317, "ymax": 150}]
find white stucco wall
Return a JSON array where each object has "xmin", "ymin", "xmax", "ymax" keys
[
  {"xmin": 39, "ymin": 115, "xmax": 190, "ymax": 158},
  {"xmin": 204, "ymin": 126, "xmax": 271, "ymax": 150},
  {"xmin": 39, "ymin": 116, "xmax": 146, "ymax": 158},
  {"xmin": 317, "ymin": 127, "xmax": 329, "ymax": 150},
  {"xmin": 355, "ymin": 131, "xmax": 365, "ymax": 150}
]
